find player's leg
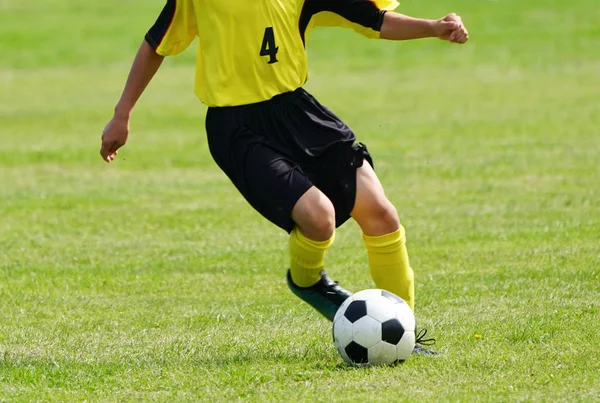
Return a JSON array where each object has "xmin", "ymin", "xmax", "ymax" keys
[
  {"xmin": 350, "ymin": 162, "xmax": 439, "ymax": 354},
  {"xmin": 286, "ymin": 186, "xmax": 352, "ymax": 320},
  {"xmin": 222, "ymin": 140, "xmax": 351, "ymax": 319},
  {"xmin": 288, "ymin": 186, "xmax": 335, "ymax": 288},
  {"xmin": 206, "ymin": 106, "xmax": 350, "ymax": 320},
  {"xmin": 350, "ymin": 161, "xmax": 415, "ymax": 312}
]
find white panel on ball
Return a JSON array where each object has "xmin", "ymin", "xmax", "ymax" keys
[
  {"xmin": 365, "ymin": 296, "xmax": 396, "ymax": 323},
  {"xmin": 352, "ymin": 316, "xmax": 381, "ymax": 348},
  {"xmin": 393, "ymin": 302, "xmax": 416, "ymax": 332},
  {"xmin": 351, "ymin": 289, "xmax": 382, "ymax": 301},
  {"xmin": 396, "ymin": 331, "xmax": 416, "ymax": 361},
  {"xmin": 368, "ymin": 341, "xmax": 397, "ymax": 366},
  {"xmin": 333, "ymin": 316, "xmax": 354, "ymax": 349}
]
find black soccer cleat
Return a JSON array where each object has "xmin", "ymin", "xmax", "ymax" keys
[
  {"xmin": 413, "ymin": 327, "xmax": 439, "ymax": 356},
  {"xmin": 286, "ymin": 270, "xmax": 353, "ymax": 321}
]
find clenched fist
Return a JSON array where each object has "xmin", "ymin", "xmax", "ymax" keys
[{"xmin": 434, "ymin": 13, "xmax": 469, "ymax": 44}]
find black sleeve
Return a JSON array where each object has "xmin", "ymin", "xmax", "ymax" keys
[
  {"xmin": 299, "ymin": 0, "xmax": 387, "ymax": 41},
  {"xmin": 145, "ymin": 0, "xmax": 176, "ymax": 50}
]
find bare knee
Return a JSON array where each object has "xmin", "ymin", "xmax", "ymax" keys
[
  {"xmin": 292, "ymin": 187, "xmax": 335, "ymax": 241},
  {"xmin": 360, "ymin": 200, "xmax": 400, "ymax": 236}
]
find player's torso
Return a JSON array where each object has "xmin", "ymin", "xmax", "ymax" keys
[{"xmin": 193, "ymin": 0, "xmax": 308, "ymax": 106}]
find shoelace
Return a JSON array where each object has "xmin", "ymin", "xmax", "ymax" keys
[{"xmin": 415, "ymin": 328, "xmax": 436, "ymax": 346}]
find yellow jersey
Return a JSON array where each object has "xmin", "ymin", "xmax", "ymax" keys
[{"xmin": 145, "ymin": 0, "xmax": 399, "ymax": 107}]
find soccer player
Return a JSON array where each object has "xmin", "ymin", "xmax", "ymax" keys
[{"xmin": 100, "ymin": 0, "xmax": 468, "ymax": 354}]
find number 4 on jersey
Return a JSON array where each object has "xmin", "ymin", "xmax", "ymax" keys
[{"xmin": 260, "ymin": 27, "xmax": 279, "ymax": 64}]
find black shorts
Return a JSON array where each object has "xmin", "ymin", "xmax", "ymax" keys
[{"xmin": 205, "ymin": 88, "xmax": 373, "ymax": 233}]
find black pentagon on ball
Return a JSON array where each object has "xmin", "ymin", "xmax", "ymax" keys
[
  {"xmin": 381, "ymin": 290, "xmax": 405, "ymax": 305},
  {"xmin": 345, "ymin": 341, "xmax": 369, "ymax": 364},
  {"xmin": 343, "ymin": 300, "xmax": 367, "ymax": 323},
  {"xmin": 381, "ymin": 318, "xmax": 405, "ymax": 345}
]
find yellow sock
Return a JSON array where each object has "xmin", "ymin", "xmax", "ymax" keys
[
  {"xmin": 289, "ymin": 228, "xmax": 335, "ymax": 287},
  {"xmin": 363, "ymin": 226, "xmax": 415, "ymax": 311}
]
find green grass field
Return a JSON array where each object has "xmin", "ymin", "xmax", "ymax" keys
[{"xmin": 1, "ymin": 0, "xmax": 599, "ymax": 401}]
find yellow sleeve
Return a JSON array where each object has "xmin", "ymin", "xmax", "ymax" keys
[
  {"xmin": 305, "ymin": 0, "xmax": 399, "ymax": 39},
  {"xmin": 145, "ymin": 0, "xmax": 197, "ymax": 56}
]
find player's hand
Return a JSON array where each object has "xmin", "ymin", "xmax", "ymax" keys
[
  {"xmin": 434, "ymin": 13, "xmax": 469, "ymax": 44},
  {"xmin": 100, "ymin": 115, "xmax": 129, "ymax": 163}
]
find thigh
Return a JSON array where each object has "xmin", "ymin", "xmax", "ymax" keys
[
  {"xmin": 350, "ymin": 159, "xmax": 400, "ymax": 236},
  {"xmin": 351, "ymin": 158, "xmax": 387, "ymax": 217}
]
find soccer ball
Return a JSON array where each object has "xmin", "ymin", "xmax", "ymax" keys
[{"xmin": 333, "ymin": 289, "xmax": 416, "ymax": 366}]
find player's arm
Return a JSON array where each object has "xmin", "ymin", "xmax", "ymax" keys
[
  {"xmin": 100, "ymin": 42, "xmax": 164, "ymax": 163},
  {"xmin": 380, "ymin": 12, "xmax": 468, "ymax": 43},
  {"xmin": 304, "ymin": 1, "xmax": 467, "ymax": 44},
  {"xmin": 100, "ymin": 0, "xmax": 197, "ymax": 163}
]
